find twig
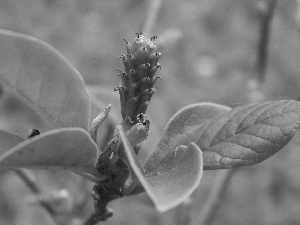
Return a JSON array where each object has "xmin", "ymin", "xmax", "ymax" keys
[
  {"xmin": 14, "ymin": 169, "xmax": 55, "ymax": 216},
  {"xmin": 83, "ymin": 208, "xmax": 112, "ymax": 225},
  {"xmin": 256, "ymin": 0, "xmax": 277, "ymax": 83},
  {"xmin": 197, "ymin": 169, "xmax": 236, "ymax": 225},
  {"xmin": 143, "ymin": 0, "xmax": 164, "ymax": 37},
  {"xmin": 83, "ymin": 187, "xmax": 114, "ymax": 225}
]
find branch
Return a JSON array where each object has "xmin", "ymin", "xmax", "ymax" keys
[
  {"xmin": 14, "ymin": 169, "xmax": 55, "ymax": 216},
  {"xmin": 83, "ymin": 198, "xmax": 113, "ymax": 225},
  {"xmin": 256, "ymin": 0, "xmax": 277, "ymax": 83}
]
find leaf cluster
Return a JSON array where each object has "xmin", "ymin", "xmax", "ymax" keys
[{"xmin": 0, "ymin": 30, "xmax": 299, "ymax": 216}]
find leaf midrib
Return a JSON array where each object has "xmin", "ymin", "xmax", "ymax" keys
[{"xmin": 201, "ymin": 101, "xmax": 298, "ymax": 152}]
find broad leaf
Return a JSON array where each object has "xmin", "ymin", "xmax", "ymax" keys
[
  {"xmin": 118, "ymin": 126, "xmax": 203, "ymax": 212},
  {"xmin": 0, "ymin": 128, "xmax": 104, "ymax": 181},
  {"xmin": 0, "ymin": 130, "xmax": 24, "ymax": 154},
  {"xmin": 0, "ymin": 29, "xmax": 90, "ymax": 130},
  {"xmin": 196, "ymin": 100, "xmax": 300, "ymax": 169},
  {"xmin": 145, "ymin": 102, "xmax": 230, "ymax": 173}
]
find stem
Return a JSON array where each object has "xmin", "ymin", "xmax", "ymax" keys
[
  {"xmin": 83, "ymin": 184, "xmax": 117, "ymax": 225},
  {"xmin": 14, "ymin": 169, "xmax": 56, "ymax": 217},
  {"xmin": 197, "ymin": 169, "xmax": 236, "ymax": 225},
  {"xmin": 143, "ymin": 0, "xmax": 164, "ymax": 37},
  {"xmin": 84, "ymin": 207, "xmax": 113, "ymax": 225},
  {"xmin": 256, "ymin": 0, "xmax": 277, "ymax": 83}
]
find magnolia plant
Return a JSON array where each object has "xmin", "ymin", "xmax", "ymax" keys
[{"xmin": 0, "ymin": 29, "xmax": 300, "ymax": 224}]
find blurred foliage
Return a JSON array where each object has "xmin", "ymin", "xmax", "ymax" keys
[{"xmin": 1, "ymin": 0, "xmax": 300, "ymax": 224}]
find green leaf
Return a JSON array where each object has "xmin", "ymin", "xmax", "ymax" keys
[
  {"xmin": 117, "ymin": 125, "xmax": 145, "ymax": 194},
  {"xmin": 0, "ymin": 29, "xmax": 90, "ymax": 130},
  {"xmin": 118, "ymin": 126, "xmax": 203, "ymax": 212},
  {"xmin": 144, "ymin": 102, "xmax": 231, "ymax": 173},
  {"xmin": 0, "ymin": 130, "xmax": 24, "ymax": 154},
  {"xmin": 0, "ymin": 128, "xmax": 104, "ymax": 181},
  {"xmin": 196, "ymin": 100, "xmax": 300, "ymax": 169}
]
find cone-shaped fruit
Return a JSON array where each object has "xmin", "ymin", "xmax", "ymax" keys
[{"xmin": 116, "ymin": 32, "xmax": 161, "ymax": 130}]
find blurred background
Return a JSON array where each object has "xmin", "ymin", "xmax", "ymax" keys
[{"xmin": 1, "ymin": 0, "xmax": 300, "ymax": 224}]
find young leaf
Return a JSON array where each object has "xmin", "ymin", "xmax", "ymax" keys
[
  {"xmin": 196, "ymin": 100, "xmax": 300, "ymax": 169},
  {"xmin": 117, "ymin": 125, "xmax": 145, "ymax": 194},
  {"xmin": 0, "ymin": 29, "xmax": 90, "ymax": 130},
  {"xmin": 144, "ymin": 103, "xmax": 231, "ymax": 173},
  {"xmin": 118, "ymin": 126, "xmax": 203, "ymax": 212},
  {"xmin": 88, "ymin": 85, "xmax": 120, "ymax": 124},
  {"xmin": 0, "ymin": 128, "xmax": 105, "ymax": 181},
  {"xmin": 0, "ymin": 130, "xmax": 24, "ymax": 154}
]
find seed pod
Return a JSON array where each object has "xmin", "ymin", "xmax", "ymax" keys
[
  {"xmin": 134, "ymin": 47, "xmax": 150, "ymax": 65},
  {"xmin": 125, "ymin": 97, "xmax": 139, "ymax": 120},
  {"xmin": 149, "ymin": 52, "xmax": 161, "ymax": 67},
  {"xmin": 117, "ymin": 33, "xmax": 162, "ymax": 130}
]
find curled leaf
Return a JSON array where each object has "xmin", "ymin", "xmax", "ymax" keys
[
  {"xmin": 117, "ymin": 126, "xmax": 144, "ymax": 194},
  {"xmin": 0, "ymin": 29, "xmax": 90, "ymax": 130},
  {"xmin": 88, "ymin": 86, "xmax": 120, "ymax": 124},
  {"xmin": 197, "ymin": 100, "xmax": 300, "ymax": 169},
  {"xmin": 145, "ymin": 102, "xmax": 230, "ymax": 172},
  {"xmin": 118, "ymin": 126, "xmax": 203, "ymax": 212}
]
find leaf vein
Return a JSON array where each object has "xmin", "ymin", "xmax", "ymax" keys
[
  {"xmin": 253, "ymin": 101, "xmax": 289, "ymax": 125},
  {"xmin": 206, "ymin": 102, "xmax": 271, "ymax": 148},
  {"xmin": 215, "ymin": 141, "xmax": 269, "ymax": 160},
  {"xmin": 234, "ymin": 101, "xmax": 281, "ymax": 135}
]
